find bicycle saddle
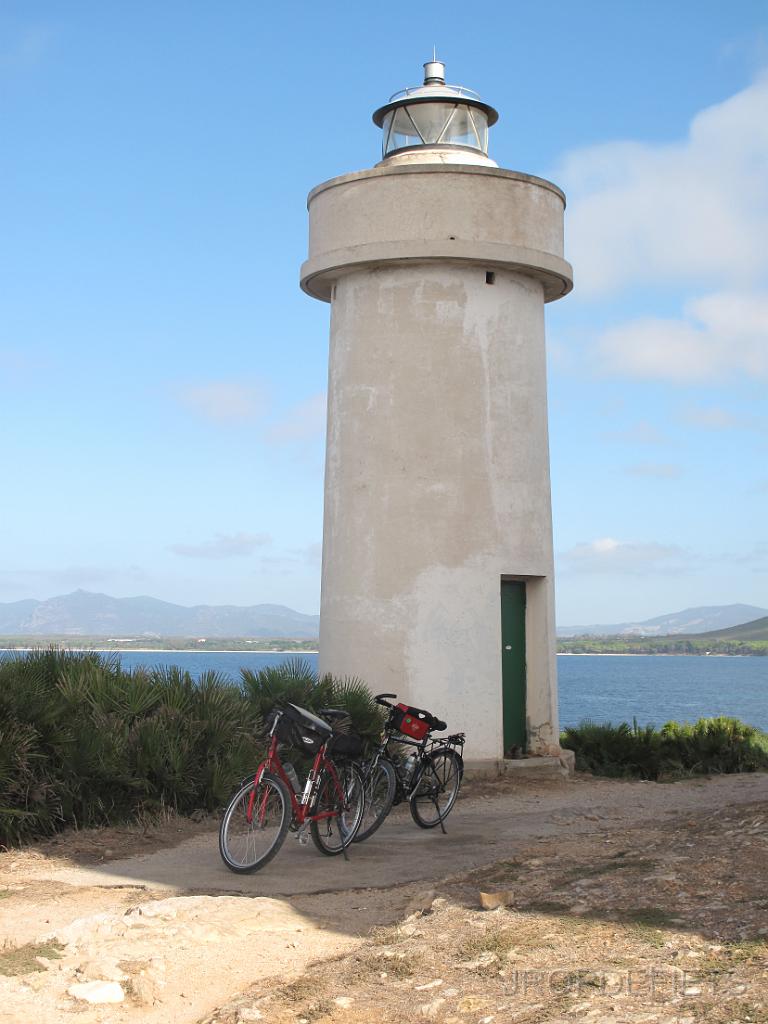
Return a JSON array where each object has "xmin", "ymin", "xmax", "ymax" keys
[{"xmin": 318, "ymin": 708, "xmax": 349, "ymax": 721}]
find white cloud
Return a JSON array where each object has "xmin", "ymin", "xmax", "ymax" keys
[
  {"xmin": 291, "ymin": 541, "xmax": 322, "ymax": 566},
  {"xmin": 558, "ymin": 75, "xmax": 768, "ymax": 384},
  {"xmin": 175, "ymin": 380, "xmax": 268, "ymax": 423},
  {"xmin": 559, "ymin": 538, "xmax": 691, "ymax": 575},
  {"xmin": 682, "ymin": 406, "xmax": 742, "ymax": 429},
  {"xmin": 255, "ymin": 542, "xmax": 323, "ymax": 573},
  {"xmin": 169, "ymin": 533, "xmax": 271, "ymax": 559},
  {"xmin": 597, "ymin": 290, "xmax": 768, "ymax": 381},
  {"xmin": 266, "ymin": 393, "xmax": 327, "ymax": 443},
  {"xmin": 559, "ymin": 75, "xmax": 768, "ymax": 296},
  {"xmin": 684, "ymin": 403, "xmax": 765, "ymax": 432},
  {"xmin": 625, "ymin": 463, "xmax": 683, "ymax": 480},
  {"xmin": 603, "ymin": 420, "xmax": 669, "ymax": 445}
]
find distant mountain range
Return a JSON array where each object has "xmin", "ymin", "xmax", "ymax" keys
[
  {"xmin": 0, "ymin": 590, "xmax": 320, "ymax": 639},
  {"xmin": 557, "ymin": 604, "xmax": 768, "ymax": 638},
  {"xmin": 2, "ymin": 592, "xmax": 765, "ymax": 643}
]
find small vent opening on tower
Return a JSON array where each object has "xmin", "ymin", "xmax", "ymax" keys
[{"xmin": 485, "ymin": 271, "xmax": 496, "ymax": 285}]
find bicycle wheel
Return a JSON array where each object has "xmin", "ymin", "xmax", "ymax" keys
[
  {"xmin": 219, "ymin": 772, "xmax": 291, "ymax": 873},
  {"xmin": 310, "ymin": 762, "xmax": 365, "ymax": 856},
  {"xmin": 410, "ymin": 749, "xmax": 463, "ymax": 829},
  {"xmin": 353, "ymin": 757, "xmax": 397, "ymax": 843}
]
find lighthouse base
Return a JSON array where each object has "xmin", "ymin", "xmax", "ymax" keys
[{"xmin": 462, "ymin": 751, "xmax": 575, "ymax": 781}]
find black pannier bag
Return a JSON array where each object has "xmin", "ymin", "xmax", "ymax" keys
[
  {"xmin": 327, "ymin": 732, "xmax": 364, "ymax": 758},
  {"xmin": 273, "ymin": 702, "xmax": 333, "ymax": 755}
]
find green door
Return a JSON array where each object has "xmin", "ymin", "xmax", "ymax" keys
[{"xmin": 500, "ymin": 580, "xmax": 527, "ymax": 756}]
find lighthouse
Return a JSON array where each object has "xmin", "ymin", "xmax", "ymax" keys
[{"xmin": 301, "ymin": 59, "xmax": 573, "ymax": 770}]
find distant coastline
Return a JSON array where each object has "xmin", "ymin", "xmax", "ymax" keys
[
  {"xmin": 0, "ymin": 636, "xmax": 319, "ymax": 654},
  {"xmin": 0, "ymin": 647, "xmax": 319, "ymax": 655},
  {"xmin": 557, "ymin": 640, "xmax": 766, "ymax": 657},
  {"xmin": 0, "ymin": 640, "xmax": 763, "ymax": 658}
]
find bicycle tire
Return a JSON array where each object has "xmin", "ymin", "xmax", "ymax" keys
[
  {"xmin": 353, "ymin": 757, "xmax": 397, "ymax": 843},
  {"xmin": 219, "ymin": 772, "xmax": 291, "ymax": 873},
  {"xmin": 310, "ymin": 762, "xmax": 365, "ymax": 856},
  {"xmin": 410, "ymin": 748, "xmax": 463, "ymax": 829}
]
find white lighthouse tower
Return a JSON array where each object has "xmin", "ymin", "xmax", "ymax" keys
[{"xmin": 301, "ymin": 59, "xmax": 573, "ymax": 770}]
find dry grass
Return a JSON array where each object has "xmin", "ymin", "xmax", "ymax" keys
[
  {"xmin": 458, "ymin": 925, "xmax": 518, "ymax": 960},
  {"xmin": 0, "ymin": 939, "xmax": 64, "ymax": 976},
  {"xmin": 367, "ymin": 954, "xmax": 417, "ymax": 980}
]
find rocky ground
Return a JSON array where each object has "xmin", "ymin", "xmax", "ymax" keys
[{"xmin": 0, "ymin": 773, "xmax": 765, "ymax": 1024}]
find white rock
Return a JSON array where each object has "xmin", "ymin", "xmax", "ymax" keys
[
  {"xmin": 460, "ymin": 952, "xmax": 499, "ymax": 970},
  {"xmin": 334, "ymin": 996, "xmax": 354, "ymax": 1009},
  {"xmin": 237, "ymin": 1009, "xmax": 264, "ymax": 1021},
  {"xmin": 68, "ymin": 980, "xmax": 125, "ymax": 1004},
  {"xmin": 77, "ymin": 958, "xmax": 127, "ymax": 982},
  {"xmin": 399, "ymin": 922, "xmax": 424, "ymax": 937},
  {"xmin": 414, "ymin": 979, "xmax": 443, "ymax": 990}
]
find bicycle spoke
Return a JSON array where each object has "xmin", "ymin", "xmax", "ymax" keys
[
  {"xmin": 310, "ymin": 763, "xmax": 365, "ymax": 855},
  {"xmin": 410, "ymin": 750, "xmax": 462, "ymax": 829}
]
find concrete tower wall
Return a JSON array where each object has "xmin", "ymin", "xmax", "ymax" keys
[{"xmin": 301, "ymin": 163, "xmax": 572, "ymax": 769}]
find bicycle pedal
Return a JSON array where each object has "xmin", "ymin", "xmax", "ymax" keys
[{"xmin": 295, "ymin": 825, "xmax": 310, "ymax": 845}]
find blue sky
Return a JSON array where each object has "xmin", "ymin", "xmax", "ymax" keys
[{"xmin": 1, "ymin": 1, "xmax": 766, "ymax": 624}]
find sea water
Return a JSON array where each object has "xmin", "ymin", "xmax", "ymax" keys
[{"xmin": 25, "ymin": 649, "xmax": 764, "ymax": 731}]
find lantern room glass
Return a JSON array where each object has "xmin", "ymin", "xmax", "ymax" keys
[{"xmin": 381, "ymin": 102, "xmax": 489, "ymax": 158}]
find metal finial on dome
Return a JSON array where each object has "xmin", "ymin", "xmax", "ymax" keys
[{"xmin": 423, "ymin": 58, "xmax": 445, "ymax": 85}]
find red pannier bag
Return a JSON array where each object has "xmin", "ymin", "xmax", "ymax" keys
[{"xmin": 391, "ymin": 703, "xmax": 444, "ymax": 741}]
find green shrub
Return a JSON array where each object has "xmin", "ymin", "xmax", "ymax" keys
[
  {"xmin": 0, "ymin": 650, "xmax": 383, "ymax": 846},
  {"xmin": 241, "ymin": 657, "xmax": 385, "ymax": 741},
  {"xmin": 561, "ymin": 716, "xmax": 768, "ymax": 780}
]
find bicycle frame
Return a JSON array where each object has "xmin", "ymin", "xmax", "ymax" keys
[
  {"xmin": 356, "ymin": 723, "xmax": 464, "ymax": 837},
  {"xmin": 247, "ymin": 732, "xmax": 346, "ymax": 829},
  {"xmin": 365, "ymin": 726, "xmax": 466, "ymax": 802}
]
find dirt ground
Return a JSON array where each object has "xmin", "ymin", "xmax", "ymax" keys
[{"xmin": 0, "ymin": 773, "xmax": 765, "ymax": 1024}]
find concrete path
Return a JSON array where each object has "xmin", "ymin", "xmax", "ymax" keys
[{"xmin": 37, "ymin": 773, "xmax": 768, "ymax": 898}]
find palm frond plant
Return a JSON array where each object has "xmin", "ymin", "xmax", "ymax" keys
[
  {"xmin": 324, "ymin": 674, "xmax": 386, "ymax": 741},
  {"xmin": 0, "ymin": 648, "xmax": 382, "ymax": 845},
  {"xmin": 241, "ymin": 657, "xmax": 321, "ymax": 719}
]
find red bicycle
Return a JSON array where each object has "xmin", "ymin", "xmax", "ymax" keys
[{"xmin": 219, "ymin": 702, "xmax": 365, "ymax": 873}]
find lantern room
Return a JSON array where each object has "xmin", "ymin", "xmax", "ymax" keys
[{"xmin": 372, "ymin": 59, "xmax": 499, "ymax": 162}]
